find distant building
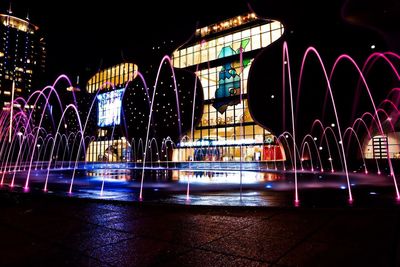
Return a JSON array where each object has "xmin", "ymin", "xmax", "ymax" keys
[
  {"xmin": 363, "ymin": 114, "xmax": 400, "ymax": 160},
  {"xmin": 0, "ymin": 9, "xmax": 46, "ymax": 112}
]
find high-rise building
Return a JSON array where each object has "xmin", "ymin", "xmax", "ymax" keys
[
  {"xmin": 0, "ymin": 8, "xmax": 46, "ymax": 112},
  {"xmin": 172, "ymin": 13, "xmax": 286, "ymax": 162}
]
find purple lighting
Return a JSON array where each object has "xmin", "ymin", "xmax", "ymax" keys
[{"xmin": 0, "ymin": 35, "xmax": 398, "ymax": 208}]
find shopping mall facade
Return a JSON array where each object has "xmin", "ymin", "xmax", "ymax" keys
[
  {"xmin": 171, "ymin": 13, "xmax": 286, "ymax": 162},
  {"xmin": 85, "ymin": 63, "xmax": 138, "ymax": 162},
  {"xmin": 85, "ymin": 13, "xmax": 287, "ymax": 163}
]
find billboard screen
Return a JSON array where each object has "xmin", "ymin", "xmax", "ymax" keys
[{"xmin": 97, "ymin": 88, "xmax": 125, "ymax": 127}]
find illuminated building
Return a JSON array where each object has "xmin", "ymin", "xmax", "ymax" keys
[
  {"xmin": 0, "ymin": 9, "xmax": 46, "ymax": 112},
  {"xmin": 85, "ymin": 63, "xmax": 138, "ymax": 162},
  {"xmin": 362, "ymin": 113, "xmax": 400, "ymax": 159},
  {"xmin": 171, "ymin": 13, "xmax": 286, "ymax": 162},
  {"xmin": 363, "ymin": 134, "xmax": 400, "ymax": 159}
]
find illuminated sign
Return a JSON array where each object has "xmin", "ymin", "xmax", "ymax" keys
[
  {"xmin": 178, "ymin": 139, "xmax": 258, "ymax": 147},
  {"xmin": 97, "ymin": 88, "xmax": 125, "ymax": 127}
]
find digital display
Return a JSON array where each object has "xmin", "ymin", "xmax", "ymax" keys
[{"xmin": 97, "ymin": 88, "xmax": 125, "ymax": 127}]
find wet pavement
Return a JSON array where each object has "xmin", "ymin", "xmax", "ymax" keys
[{"xmin": 0, "ymin": 190, "xmax": 399, "ymax": 266}]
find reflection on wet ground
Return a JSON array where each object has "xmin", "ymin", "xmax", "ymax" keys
[{"xmin": 0, "ymin": 164, "xmax": 398, "ymax": 207}]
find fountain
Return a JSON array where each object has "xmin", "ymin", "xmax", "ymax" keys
[{"xmin": 0, "ymin": 19, "xmax": 399, "ymax": 207}]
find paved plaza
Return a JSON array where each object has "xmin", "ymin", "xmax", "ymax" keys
[{"xmin": 0, "ymin": 190, "xmax": 399, "ymax": 267}]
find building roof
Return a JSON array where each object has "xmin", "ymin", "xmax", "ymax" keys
[{"xmin": 0, "ymin": 13, "xmax": 39, "ymax": 33}]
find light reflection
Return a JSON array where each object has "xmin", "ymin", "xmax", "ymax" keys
[
  {"xmin": 174, "ymin": 170, "xmax": 279, "ymax": 184},
  {"xmin": 87, "ymin": 169, "xmax": 132, "ymax": 181}
]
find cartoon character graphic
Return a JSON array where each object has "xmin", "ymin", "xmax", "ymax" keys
[{"xmin": 213, "ymin": 39, "xmax": 250, "ymax": 114}]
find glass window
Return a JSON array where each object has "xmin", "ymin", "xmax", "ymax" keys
[
  {"xmin": 201, "ymin": 40, "xmax": 208, "ymax": 49},
  {"xmin": 254, "ymin": 125, "xmax": 264, "ymax": 135},
  {"xmin": 193, "ymin": 52, "xmax": 200, "ymax": 65},
  {"xmin": 233, "ymin": 32, "xmax": 241, "ymax": 41},
  {"xmin": 216, "ymin": 43, "xmax": 224, "ymax": 58},
  {"xmin": 251, "ymin": 26, "xmax": 260, "ymax": 36},
  {"xmin": 193, "ymin": 44, "xmax": 200, "ymax": 53},
  {"xmin": 209, "ymin": 46, "xmax": 216, "ymax": 62},
  {"xmin": 251, "ymin": 34, "xmax": 261, "ymax": 50},
  {"xmin": 187, "ymin": 53, "xmax": 193, "ymax": 66},
  {"xmin": 99, "ymin": 72, "xmax": 103, "ymax": 86},
  {"xmin": 271, "ymin": 21, "xmax": 280, "ymax": 30},
  {"xmin": 208, "ymin": 84, "xmax": 216, "ymax": 100},
  {"xmin": 201, "ymin": 75, "xmax": 209, "ymax": 90},
  {"xmin": 271, "ymin": 30, "xmax": 281, "ymax": 42},
  {"xmin": 243, "ymin": 101, "xmax": 252, "ymax": 123},
  {"xmin": 209, "ymin": 109, "xmax": 217, "ymax": 126},
  {"xmin": 261, "ymin": 24, "xmax": 269, "ymax": 33},
  {"xmin": 261, "ymin": 32, "xmax": 271, "ymax": 47},
  {"xmin": 180, "ymin": 56, "xmax": 187, "ymax": 68},
  {"xmin": 107, "ymin": 69, "xmax": 112, "ymax": 83},
  {"xmin": 200, "ymin": 71, "xmax": 209, "ymax": 85},
  {"xmin": 172, "ymin": 51, "xmax": 179, "ymax": 59},
  {"xmin": 200, "ymin": 78, "xmax": 209, "ymax": 100},
  {"xmin": 242, "ymin": 60, "xmax": 252, "ymax": 93},
  {"xmin": 208, "ymin": 68, "xmax": 217, "ymax": 99},
  {"xmin": 217, "ymin": 37, "xmax": 224, "ymax": 45},
  {"xmin": 224, "ymin": 34, "xmax": 233, "ymax": 45},
  {"xmin": 180, "ymin": 48, "xmax": 186, "ymax": 57},
  {"xmin": 225, "ymin": 127, "xmax": 235, "ymax": 139},
  {"xmin": 209, "ymin": 128, "xmax": 218, "ymax": 140},
  {"xmin": 173, "ymin": 58, "xmax": 178, "ymax": 69},
  {"xmin": 202, "ymin": 129, "xmax": 209, "ymax": 139},
  {"xmin": 234, "ymin": 125, "xmax": 243, "ymax": 139},
  {"xmin": 225, "ymin": 106, "xmax": 235, "ymax": 125},
  {"xmin": 202, "ymin": 104, "xmax": 209, "ymax": 127},
  {"xmin": 244, "ymin": 125, "xmax": 254, "ymax": 138},
  {"xmin": 115, "ymin": 66, "xmax": 120, "ymax": 86},
  {"xmin": 234, "ymin": 107, "xmax": 244, "ymax": 123},
  {"xmin": 194, "ymin": 131, "xmax": 201, "ymax": 140},
  {"xmin": 88, "ymin": 80, "xmax": 93, "ymax": 93},
  {"xmin": 254, "ymin": 126, "xmax": 265, "ymax": 142},
  {"xmin": 111, "ymin": 68, "xmax": 116, "ymax": 86},
  {"xmin": 124, "ymin": 66, "xmax": 129, "ymax": 81},
  {"xmin": 201, "ymin": 49, "xmax": 208, "ymax": 63},
  {"xmin": 216, "ymin": 111, "xmax": 223, "ymax": 126},
  {"xmin": 242, "ymin": 29, "xmax": 250, "ymax": 38}
]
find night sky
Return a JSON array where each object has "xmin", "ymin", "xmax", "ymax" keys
[
  {"xmin": 2, "ymin": 0, "xmax": 400, "ymax": 87},
  {"xmin": 2, "ymin": 0, "xmax": 400, "ymax": 142},
  {"xmin": 1, "ymin": 0, "xmax": 249, "ymax": 85}
]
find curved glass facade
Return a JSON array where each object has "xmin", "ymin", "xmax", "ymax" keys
[
  {"xmin": 173, "ymin": 20, "xmax": 283, "ymax": 68},
  {"xmin": 86, "ymin": 63, "xmax": 137, "ymax": 93},
  {"xmin": 172, "ymin": 13, "xmax": 286, "ymax": 162}
]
